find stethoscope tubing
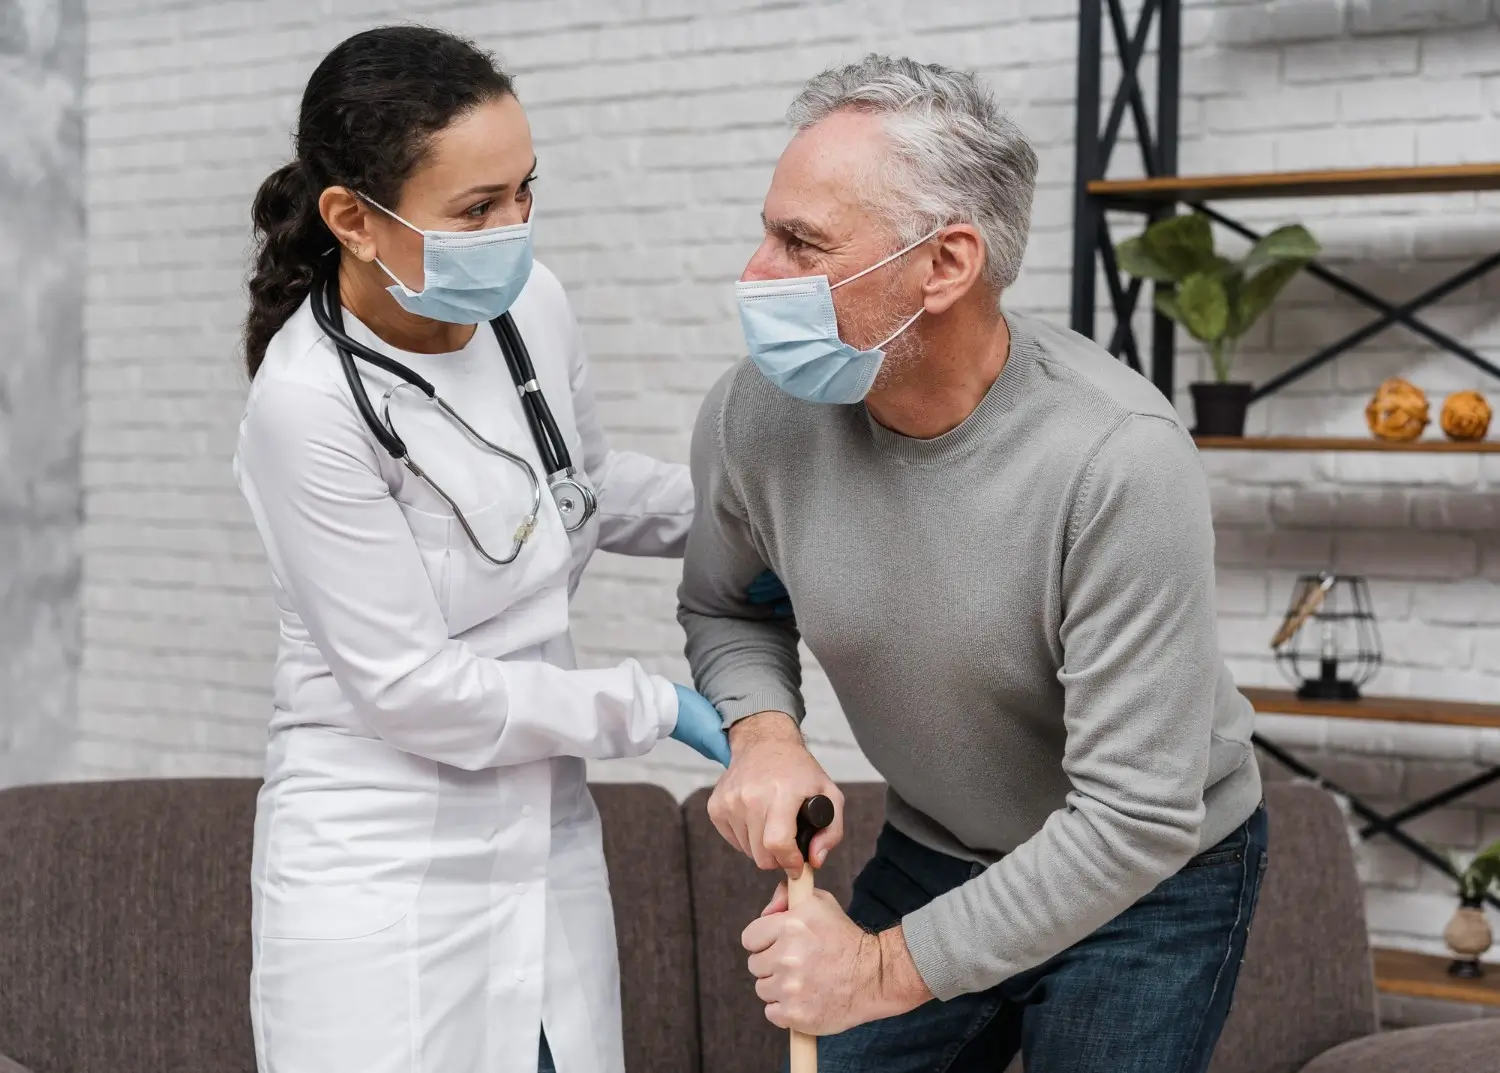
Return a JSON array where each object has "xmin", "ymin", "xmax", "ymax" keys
[{"xmin": 309, "ymin": 266, "xmax": 594, "ymax": 559}]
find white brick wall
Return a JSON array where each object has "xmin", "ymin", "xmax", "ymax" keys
[{"xmin": 79, "ymin": 0, "xmax": 1500, "ymax": 966}]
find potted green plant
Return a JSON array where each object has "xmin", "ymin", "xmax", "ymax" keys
[
  {"xmin": 1116, "ymin": 212, "xmax": 1320, "ymax": 437},
  {"xmin": 1446, "ymin": 841, "xmax": 1500, "ymax": 978}
]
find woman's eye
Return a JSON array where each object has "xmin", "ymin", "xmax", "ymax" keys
[
  {"xmin": 518, "ymin": 175, "xmax": 537, "ymax": 201},
  {"xmin": 465, "ymin": 200, "xmax": 492, "ymax": 219}
]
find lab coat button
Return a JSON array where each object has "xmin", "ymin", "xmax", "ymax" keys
[{"xmin": 522, "ymin": 805, "xmax": 533, "ymax": 818}]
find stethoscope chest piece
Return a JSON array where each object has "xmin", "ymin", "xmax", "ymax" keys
[{"xmin": 550, "ymin": 471, "xmax": 597, "ymax": 533}]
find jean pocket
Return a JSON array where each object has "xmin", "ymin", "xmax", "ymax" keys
[{"xmin": 1180, "ymin": 845, "xmax": 1246, "ymax": 870}]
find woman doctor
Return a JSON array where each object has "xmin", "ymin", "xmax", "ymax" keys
[{"xmin": 234, "ymin": 25, "xmax": 770, "ymax": 1073}]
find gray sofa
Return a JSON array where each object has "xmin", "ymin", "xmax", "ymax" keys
[{"xmin": 0, "ymin": 777, "xmax": 1493, "ymax": 1072}]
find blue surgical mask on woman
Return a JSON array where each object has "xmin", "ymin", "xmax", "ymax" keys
[
  {"xmin": 734, "ymin": 227, "xmax": 940, "ymax": 405},
  {"xmin": 364, "ymin": 197, "xmax": 534, "ymax": 324}
]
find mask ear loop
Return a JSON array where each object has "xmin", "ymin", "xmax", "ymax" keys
[
  {"xmin": 831, "ymin": 226, "xmax": 942, "ymax": 351},
  {"xmin": 829, "ymin": 225, "xmax": 944, "ymax": 292},
  {"xmin": 357, "ymin": 194, "xmax": 428, "ymax": 296},
  {"xmin": 874, "ymin": 307, "xmax": 925, "ymax": 350}
]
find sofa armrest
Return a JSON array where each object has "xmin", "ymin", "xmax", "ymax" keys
[
  {"xmin": 0, "ymin": 1054, "xmax": 34, "ymax": 1073},
  {"xmin": 1300, "ymin": 1019, "xmax": 1500, "ymax": 1073}
]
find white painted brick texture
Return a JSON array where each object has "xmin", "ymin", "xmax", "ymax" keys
[{"xmin": 80, "ymin": 0, "xmax": 1500, "ymax": 966}]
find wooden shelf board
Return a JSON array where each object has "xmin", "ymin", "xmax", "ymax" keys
[
  {"xmin": 1245, "ymin": 688, "xmax": 1500, "ymax": 731},
  {"xmin": 1193, "ymin": 435, "xmax": 1500, "ymax": 453},
  {"xmin": 1088, "ymin": 163, "xmax": 1500, "ymax": 203},
  {"xmin": 1374, "ymin": 948, "xmax": 1500, "ymax": 1008}
]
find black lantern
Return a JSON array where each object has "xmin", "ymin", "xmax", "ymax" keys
[{"xmin": 1270, "ymin": 572, "xmax": 1382, "ymax": 700}]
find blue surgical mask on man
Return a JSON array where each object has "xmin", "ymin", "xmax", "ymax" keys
[
  {"xmin": 734, "ymin": 227, "xmax": 940, "ymax": 405},
  {"xmin": 364, "ymin": 197, "xmax": 534, "ymax": 325}
]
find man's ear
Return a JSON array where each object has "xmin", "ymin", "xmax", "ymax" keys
[
  {"xmin": 921, "ymin": 224, "xmax": 986, "ymax": 315},
  {"xmin": 319, "ymin": 186, "xmax": 378, "ymax": 264}
]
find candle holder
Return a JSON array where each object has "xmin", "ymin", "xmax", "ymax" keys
[{"xmin": 1270, "ymin": 573, "xmax": 1382, "ymax": 701}]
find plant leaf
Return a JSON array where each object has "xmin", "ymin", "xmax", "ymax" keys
[
  {"xmin": 1153, "ymin": 288, "xmax": 1184, "ymax": 326},
  {"xmin": 1235, "ymin": 259, "xmax": 1305, "ymax": 333},
  {"xmin": 1141, "ymin": 213, "xmax": 1219, "ymax": 278},
  {"xmin": 1115, "ymin": 235, "xmax": 1178, "ymax": 282},
  {"xmin": 1174, "ymin": 271, "xmax": 1230, "ymax": 343},
  {"xmin": 1243, "ymin": 224, "xmax": 1320, "ymax": 280}
]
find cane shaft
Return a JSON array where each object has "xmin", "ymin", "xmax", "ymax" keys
[{"xmin": 787, "ymin": 866, "xmax": 817, "ymax": 1073}]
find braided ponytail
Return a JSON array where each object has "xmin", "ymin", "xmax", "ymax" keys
[{"xmin": 244, "ymin": 160, "xmax": 329, "ymax": 378}]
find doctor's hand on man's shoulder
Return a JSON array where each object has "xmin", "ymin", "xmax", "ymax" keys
[{"xmin": 708, "ymin": 712, "xmax": 844, "ymax": 874}]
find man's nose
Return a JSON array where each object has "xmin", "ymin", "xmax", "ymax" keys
[{"xmin": 739, "ymin": 237, "xmax": 784, "ymax": 283}]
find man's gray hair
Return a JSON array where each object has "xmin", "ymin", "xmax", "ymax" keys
[{"xmin": 788, "ymin": 54, "xmax": 1039, "ymax": 293}]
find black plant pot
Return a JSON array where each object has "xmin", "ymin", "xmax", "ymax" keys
[{"xmin": 1191, "ymin": 382, "xmax": 1254, "ymax": 438}]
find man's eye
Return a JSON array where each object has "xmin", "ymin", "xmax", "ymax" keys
[
  {"xmin": 465, "ymin": 200, "xmax": 493, "ymax": 219},
  {"xmin": 784, "ymin": 236, "xmax": 807, "ymax": 252}
]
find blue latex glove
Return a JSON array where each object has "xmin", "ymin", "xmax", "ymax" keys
[
  {"xmin": 745, "ymin": 569, "xmax": 794, "ymax": 619},
  {"xmin": 670, "ymin": 684, "xmax": 732, "ymax": 766}
]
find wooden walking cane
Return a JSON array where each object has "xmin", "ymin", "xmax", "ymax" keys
[{"xmin": 789, "ymin": 794, "xmax": 836, "ymax": 1073}]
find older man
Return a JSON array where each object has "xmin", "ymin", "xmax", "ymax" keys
[{"xmin": 677, "ymin": 55, "xmax": 1266, "ymax": 1073}]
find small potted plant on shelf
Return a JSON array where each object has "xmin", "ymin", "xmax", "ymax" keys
[
  {"xmin": 1116, "ymin": 212, "xmax": 1320, "ymax": 437},
  {"xmin": 1445, "ymin": 840, "xmax": 1500, "ymax": 978}
]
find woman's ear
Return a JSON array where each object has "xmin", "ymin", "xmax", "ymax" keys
[{"xmin": 319, "ymin": 186, "xmax": 378, "ymax": 263}]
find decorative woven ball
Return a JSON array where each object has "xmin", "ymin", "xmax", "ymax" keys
[
  {"xmin": 1365, "ymin": 378, "xmax": 1430, "ymax": 442},
  {"xmin": 1440, "ymin": 390, "xmax": 1492, "ymax": 442}
]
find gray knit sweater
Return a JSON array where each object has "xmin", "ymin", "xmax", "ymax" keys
[{"xmin": 677, "ymin": 312, "xmax": 1262, "ymax": 1001}]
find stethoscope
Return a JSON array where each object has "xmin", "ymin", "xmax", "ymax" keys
[{"xmin": 310, "ymin": 269, "xmax": 597, "ymax": 566}]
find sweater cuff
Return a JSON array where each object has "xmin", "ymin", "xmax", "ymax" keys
[
  {"xmin": 900, "ymin": 903, "xmax": 966, "ymax": 1002},
  {"xmin": 717, "ymin": 689, "xmax": 805, "ymax": 729},
  {"xmin": 901, "ymin": 898, "xmax": 1016, "ymax": 1002}
]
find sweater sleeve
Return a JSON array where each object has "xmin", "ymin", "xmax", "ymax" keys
[
  {"xmin": 901, "ymin": 412, "xmax": 1219, "ymax": 999},
  {"xmin": 676, "ymin": 369, "xmax": 804, "ymax": 726}
]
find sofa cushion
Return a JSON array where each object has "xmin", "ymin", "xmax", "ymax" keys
[
  {"xmin": 684, "ymin": 782, "xmax": 887, "ymax": 1073},
  {"xmin": 1299, "ymin": 1018, "xmax": 1500, "ymax": 1073},
  {"xmin": 1208, "ymin": 782, "xmax": 1379, "ymax": 1073},
  {"xmin": 593, "ymin": 782, "xmax": 700, "ymax": 1073},
  {"xmin": 0, "ymin": 778, "xmax": 700, "ymax": 1073},
  {"xmin": 0, "ymin": 777, "xmax": 261, "ymax": 1073}
]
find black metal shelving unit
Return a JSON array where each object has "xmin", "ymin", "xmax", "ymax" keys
[{"xmin": 1069, "ymin": 0, "xmax": 1500, "ymax": 411}]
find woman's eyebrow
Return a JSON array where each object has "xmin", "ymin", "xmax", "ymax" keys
[{"xmin": 449, "ymin": 158, "xmax": 539, "ymax": 202}]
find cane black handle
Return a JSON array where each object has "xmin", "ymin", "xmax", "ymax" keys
[{"xmin": 795, "ymin": 794, "xmax": 836, "ymax": 862}]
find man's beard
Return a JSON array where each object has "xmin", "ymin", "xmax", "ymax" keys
[{"xmin": 836, "ymin": 279, "xmax": 927, "ymax": 393}]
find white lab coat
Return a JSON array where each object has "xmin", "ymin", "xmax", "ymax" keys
[{"xmin": 233, "ymin": 261, "xmax": 693, "ymax": 1073}]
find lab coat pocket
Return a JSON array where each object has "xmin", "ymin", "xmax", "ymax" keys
[
  {"xmin": 256, "ymin": 732, "xmax": 439, "ymax": 940},
  {"xmin": 446, "ymin": 496, "xmax": 571, "ymax": 637},
  {"xmin": 396, "ymin": 499, "xmax": 455, "ymax": 622}
]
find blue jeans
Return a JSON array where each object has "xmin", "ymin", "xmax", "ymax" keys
[
  {"xmin": 538, "ymin": 1032, "xmax": 554, "ymax": 1073},
  {"xmin": 800, "ymin": 805, "xmax": 1269, "ymax": 1073}
]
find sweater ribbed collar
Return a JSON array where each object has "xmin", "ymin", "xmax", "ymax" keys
[{"xmin": 861, "ymin": 313, "xmax": 1038, "ymax": 465}]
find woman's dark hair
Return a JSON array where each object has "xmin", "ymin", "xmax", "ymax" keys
[{"xmin": 243, "ymin": 26, "xmax": 514, "ymax": 378}]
